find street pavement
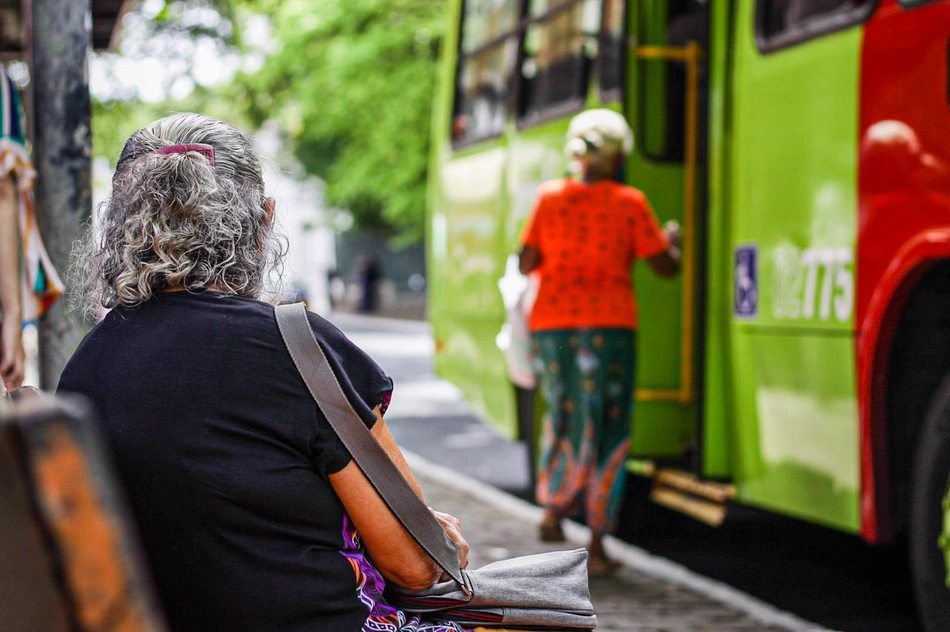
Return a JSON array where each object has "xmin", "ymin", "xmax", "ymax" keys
[{"xmin": 329, "ymin": 313, "xmax": 834, "ymax": 632}]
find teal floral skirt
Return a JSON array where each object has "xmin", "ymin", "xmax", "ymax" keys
[{"xmin": 531, "ymin": 328, "xmax": 636, "ymax": 535}]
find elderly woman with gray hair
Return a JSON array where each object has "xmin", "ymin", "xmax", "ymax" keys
[{"xmin": 58, "ymin": 113, "xmax": 473, "ymax": 632}]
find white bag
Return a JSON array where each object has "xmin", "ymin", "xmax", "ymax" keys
[{"xmin": 496, "ymin": 255, "xmax": 537, "ymax": 389}]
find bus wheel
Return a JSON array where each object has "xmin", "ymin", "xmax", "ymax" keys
[{"xmin": 910, "ymin": 374, "xmax": 950, "ymax": 630}]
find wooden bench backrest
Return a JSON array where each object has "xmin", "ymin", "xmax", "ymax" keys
[{"xmin": 0, "ymin": 390, "xmax": 167, "ymax": 632}]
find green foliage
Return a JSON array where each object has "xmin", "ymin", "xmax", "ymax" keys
[
  {"xmin": 93, "ymin": 86, "xmax": 255, "ymax": 165},
  {"xmin": 235, "ymin": 0, "xmax": 445, "ymax": 240},
  {"xmin": 92, "ymin": 0, "xmax": 445, "ymax": 240},
  {"xmin": 92, "ymin": 99, "xmax": 161, "ymax": 166},
  {"xmin": 92, "ymin": 0, "xmax": 249, "ymax": 164},
  {"xmin": 147, "ymin": 0, "xmax": 237, "ymax": 43}
]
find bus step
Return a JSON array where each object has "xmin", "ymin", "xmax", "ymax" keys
[
  {"xmin": 655, "ymin": 469, "xmax": 736, "ymax": 503},
  {"xmin": 650, "ymin": 469, "xmax": 736, "ymax": 527},
  {"xmin": 651, "ymin": 486, "xmax": 728, "ymax": 527}
]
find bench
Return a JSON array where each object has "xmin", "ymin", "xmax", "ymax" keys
[{"xmin": 0, "ymin": 388, "xmax": 166, "ymax": 632}]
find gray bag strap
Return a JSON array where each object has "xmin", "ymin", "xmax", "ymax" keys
[{"xmin": 275, "ymin": 302, "xmax": 469, "ymax": 592}]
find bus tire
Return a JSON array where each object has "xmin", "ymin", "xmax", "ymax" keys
[{"xmin": 910, "ymin": 374, "xmax": 950, "ymax": 630}]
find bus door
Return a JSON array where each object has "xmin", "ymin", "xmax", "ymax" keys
[
  {"xmin": 623, "ymin": 0, "xmax": 709, "ymax": 465},
  {"xmin": 723, "ymin": 0, "xmax": 870, "ymax": 531}
]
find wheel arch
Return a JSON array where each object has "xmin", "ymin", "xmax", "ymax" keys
[
  {"xmin": 859, "ymin": 229, "xmax": 950, "ymax": 543},
  {"xmin": 883, "ymin": 263, "xmax": 950, "ymax": 538}
]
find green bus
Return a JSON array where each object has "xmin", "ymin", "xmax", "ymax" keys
[{"xmin": 426, "ymin": 0, "xmax": 950, "ymax": 626}]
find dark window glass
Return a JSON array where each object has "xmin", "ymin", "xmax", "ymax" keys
[
  {"xmin": 461, "ymin": 0, "xmax": 521, "ymax": 51},
  {"xmin": 518, "ymin": 0, "xmax": 601, "ymax": 125},
  {"xmin": 453, "ymin": 0, "xmax": 522, "ymax": 145},
  {"xmin": 757, "ymin": 0, "xmax": 874, "ymax": 50},
  {"xmin": 637, "ymin": 0, "xmax": 708, "ymax": 162},
  {"xmin": 454, "ymin": 41, "xmax": 520, "ymax": 143},
  {"xmin": 599, "ymin": 0, "xmax": 626, "ymax": 96}
]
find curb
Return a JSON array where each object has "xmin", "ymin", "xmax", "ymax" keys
[
  {"xmin": 404, "ymin": 450, "xmax": 838, "ymax": 632},
  {"xmin": 329, "ymin": 311, "xmax": 430, "ymax": 333}
]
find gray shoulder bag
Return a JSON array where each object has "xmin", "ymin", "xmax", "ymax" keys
[{"xmin": 275, "ymin": 303, "xmax": 597, "ymax": 630}]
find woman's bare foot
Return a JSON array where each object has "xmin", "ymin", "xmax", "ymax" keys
[
  {"xmin": 587, "ymin": 532, "xmax": 619, "ymax": 576},
  {"xmin": 538, "ymin": 511, "xmax": 565, "ymax": 542},
  {"xmin": 586, "ymin": 555, "xmax": 620, "ymax": 577}
]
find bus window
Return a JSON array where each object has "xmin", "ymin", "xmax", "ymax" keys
[
  {"xmin": 453, "ymin": 0, "xmax": 521, "ymax": 145},
  {"xmin": 462, "ymin": 0, "xmax": 520, "ymax": 46},
  {"xmin": 518, "ymin": 0, "xmax": 601, "ymax": 126},
  {"xmin": 599, "ymin": 0, "xmax": 626, "ymax": 97},
  {"xmin": 637, "ymin": 0, "xmax": 708, "ymax": 162},
  {"xmin": 756, "ymin": 0, "xmax": 874, "ymax": 51}
]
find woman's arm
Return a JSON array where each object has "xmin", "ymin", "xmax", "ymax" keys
[
  {"xmin": 0, "ymin": 175, "xmax": 23, "ymax": 390},
  {"xmin": 519, "ymin": 187, "xmax": 548, "ymax": 275},
  {"xmin": 519, "ymin": 245, "xmax": 541, "ymax": 275},
  {"xmin": 328, "ymin": 407, "xmax": 470, "ymax": 590}
]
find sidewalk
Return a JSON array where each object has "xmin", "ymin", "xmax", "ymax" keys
[
  {"xmin": 330, "ymin": 313, "xmax": 832, "ymax": 632},
  {"xmin": 409, "ymin": 454, "xmax": 826, "ymax": 632}
]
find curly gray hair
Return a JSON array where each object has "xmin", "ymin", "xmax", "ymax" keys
[{"xmin": 72, "ymin": 113, "xmax": 285, "ymax": 320}]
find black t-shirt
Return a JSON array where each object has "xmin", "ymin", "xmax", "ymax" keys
[{"xmin": 58, "ymin": 291, "xmax": 394, "ymax": 632}]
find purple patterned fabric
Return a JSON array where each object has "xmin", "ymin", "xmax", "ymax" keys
[
  {"xmin": 379, "ymin": 391, "xmax": 393, "ymax": 416},
  {"xmin": 340, "ymin": 514, "xmax": 470, "ymax": 632}
]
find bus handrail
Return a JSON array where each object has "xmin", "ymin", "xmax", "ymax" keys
[{"xmin": 633, "ymin": 42, "xmax": 704, "ymax": 406}]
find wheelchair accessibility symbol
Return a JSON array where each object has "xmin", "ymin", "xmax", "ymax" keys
[{"xmin": 734, "ymin": 245, "xmax": 758, "ymax": 318}]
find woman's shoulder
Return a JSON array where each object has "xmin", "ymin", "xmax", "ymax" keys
[
  {"xmin": 537, "ymin": 177, "xmax": 576, "ymax": 200},
  {"xmin": 304, "ymin": 310, "xmax": 360, "ymax": 352},
  {"xmin": 612, "ymin": 182, "xmax": 648, "ymax": 205},
  {"xmin": 303, "ymin": 310, "xmax": 384, "ymax": 377},
  {"xmin": 304, "ymin": 310, "xmax": 394, "ymax": 417}
]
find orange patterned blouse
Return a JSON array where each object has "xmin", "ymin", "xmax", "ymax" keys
[{"xmin": 520, "ymin": 178, "xmax": 669, "ymax": 332}]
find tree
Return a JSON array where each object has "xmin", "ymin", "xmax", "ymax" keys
[
  {"xmin": 92, "ymin": 0, "xmax": 445, "ymax": 241},
  {"xmin": 92, "ymin": 0, "xmax": 247, "ymax": 163},
  {"xmin": 93, "ymin": 87, "xmax": 253, "ymax": 166},
  {"xmin": 234, "ymin": 0, "xmax": 444, "ymax": 241}
]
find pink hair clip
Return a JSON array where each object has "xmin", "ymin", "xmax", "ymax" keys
[{"xmin": 153, "ymin": 143, "xmax": 216, "ymax": 167}]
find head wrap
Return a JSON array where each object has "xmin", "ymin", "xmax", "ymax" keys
[{"xmin": 565, "ymin": 109, "xmax": 634, "ymax": 159}]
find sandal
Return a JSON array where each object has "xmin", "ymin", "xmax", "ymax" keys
[
  {"xmin": 538, "ymin": 519, "xmax": 566, "ymax": 542},
  {"xmin": 586, "ymin": 556, "xmax": 621, "ymax": 577}
]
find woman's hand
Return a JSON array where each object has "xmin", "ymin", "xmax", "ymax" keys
[
  {"xmin": 663, "ymin": 220, "xmax": 682, "ymax": 249},
  {"xmin": 430, "ymin": 508, "xmax": 470, "ymax": 577},
  {"xmin": 0, "ymin": 316, "xmax": 24, "ymax": 390},
  {"xmin": 647, "ymin": 220, "xmax": 682, "ymax": 278}
]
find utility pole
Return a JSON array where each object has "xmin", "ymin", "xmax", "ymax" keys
[{"xmin": 28, "ymin": 0, "xmax": 92, "ymax": 389}]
